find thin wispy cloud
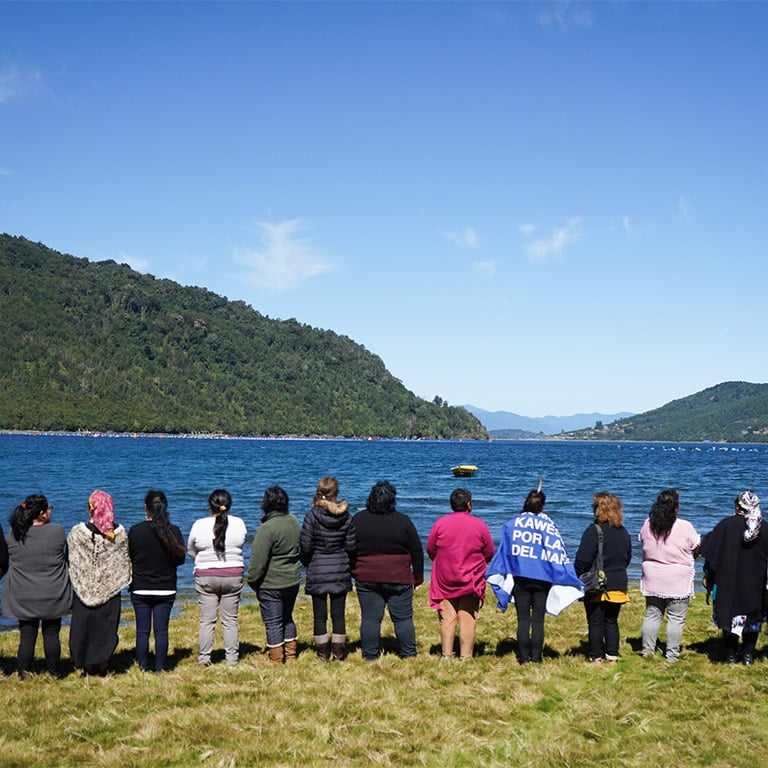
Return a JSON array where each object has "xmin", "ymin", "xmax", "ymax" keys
[
  {"xmin": 473, "ymin": 260, "xmax": 496, "ymax": 277},
  {"xmin": 538, "ymin": 1, "xmax": 594, "ymax": 30},
  {"xmin": 445, "ymin": 225, "xmax": 479, "ymax": 250},
  {"xmin": 120, "ymin": 252, "xmax": 149, "ymax": 273},
  {"xmin": 522, "ymin": 217, "xmax": 583, "ymax": 262},
  {"xmin": 678, "ymin": 195, "xmax": 695, "ymax": 222},
  {"xmin": 622, "ymin": 215, "xmax": 632, "ymax": 236},
  {"xmin": 0, "ymin": 168, "xmax": 10, "ymax": 176},
  {"xmin": 0, "ymin": 65, "xmax": 43, "ymax": 104},
  {"xmin": 235, "ymin": 219, "xmax": 332, "ymax": 292}
]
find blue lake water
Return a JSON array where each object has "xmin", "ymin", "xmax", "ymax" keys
[{"xmin": 1, "ymin": 433, "xmax": 766, "ymax": 603}]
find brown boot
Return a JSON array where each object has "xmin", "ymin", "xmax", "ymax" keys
[
  {"xmin": 284, "ymin": 639, "xmax": 298, "ymax": 662},
  {"xmin": 314, "ymin": 634, "xmax": 331, "ymax": 662},
  {"xmin": 331, "ymin": 634, "xmax": 347, "ymax": 661},
  {"xmin": 267, "ymin": 645, "xmax": 284, "ymax": 664}
]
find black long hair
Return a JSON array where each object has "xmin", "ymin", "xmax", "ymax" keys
[
  {"xmin": 261, "ymin": 486, "xmax": 288, "ymax": 520},
  {"xmin": 9, "ymin": 495, "xmax": 48, "ymax": 544},
  {"xmin": 208, "ymin": 489, "xmax": 232, "ymax": 556},
  {"xmin": 649, "ymin": 488, "xmax": 679, "ymax": 542},
  {"xmin": 144, "ymin": 490, "xmax": 187, "ymax": 559},
  {"xmin": 522, "ymin": 490, "xmax": 546, "ymax": 514}
]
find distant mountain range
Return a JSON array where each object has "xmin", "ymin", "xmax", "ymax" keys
[{"xmin": 463, "ymin": 406, "xmax": 634, "ymax": 437}]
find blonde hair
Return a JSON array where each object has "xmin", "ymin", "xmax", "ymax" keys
[{"xmin": 593, "ymin": 491, "xmax": 623, "ymax": 527}]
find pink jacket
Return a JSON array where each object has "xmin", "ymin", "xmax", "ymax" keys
[
  {"xmin": 427, "ymin": 511, "xmax": 495, "ymax": 609},
  {"xmin": 639, "ymin": 517, "xmax": 700, "ymax": 599}
]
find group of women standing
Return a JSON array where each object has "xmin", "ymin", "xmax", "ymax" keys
[
  {"xmin": 0, "ymin": 489, "xmax": 188, "ymax": 677},
  {"xmin": 571, "ymin": 487, "xmax": 701, "ymax": 665},
  {"xmin": 2, "ymin": 478, "xmax": 766, "ymax": 676},
  {"xmin": 572, "ymin": 486, "xmax": 768, "ymax": 667},
  {"xmin": 0, "ymin": 477, "xmax": 425, "ymax": 676},
  {"xmin": 485, "ymin": 483, "xmax": 768, "ymax": 667}
]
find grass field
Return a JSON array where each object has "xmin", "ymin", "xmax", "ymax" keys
[{"xmin": 1, "ymin": 586, "xmax": 766, "ymax": 768}]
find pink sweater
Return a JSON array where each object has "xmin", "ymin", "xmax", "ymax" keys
[
  {"xmin": 639, "ymin": 517, "xmax": 700, "ymax": 599},
  {"xmin": 426, "ymin": 511, "xmax": 495, "ymax": 609}
]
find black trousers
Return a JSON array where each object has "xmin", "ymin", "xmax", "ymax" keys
[
  {"xmin": 18, "ymin": 617, "xmax": 62, "ymax": 676},
  {"xmin": 512, "ymin": 577, "xmax": 551, "ymax": 662}
]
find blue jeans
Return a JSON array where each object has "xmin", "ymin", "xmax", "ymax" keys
[
  {"xmin": 355, "ymin": 582, "xmax": 416, "ymax": 660},
  {"xmin": 258, "ymin": 586, "xmax": 299, "ymax": 647},
  {"xmin": 131, "ymin": 593, "xmax": 176, "ymax": 671}
]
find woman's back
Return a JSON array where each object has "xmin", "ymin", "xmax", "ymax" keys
[{"xmin": 2, "ymin": 524, "xmax": 72, "ymax": 619}]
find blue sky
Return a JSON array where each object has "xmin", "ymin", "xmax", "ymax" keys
[{"xmin": 2, "ymin": 1, "xmax": 767, "ymax": 417}]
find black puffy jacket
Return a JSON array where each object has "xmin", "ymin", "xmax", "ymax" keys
[{"xmin": 300, "ymin": 501, "xmax": 357, "ymax": 595}]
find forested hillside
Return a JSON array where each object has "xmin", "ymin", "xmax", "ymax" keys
[
  {"xmin": 0, "ymin": 235, "xmax": 487, "ymax": 439},
  {"xmin": 568, "ymin": 382, "xmax": 768, "ymax": 443}
]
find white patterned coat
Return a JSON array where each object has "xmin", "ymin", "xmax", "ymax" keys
[{"xmin": 67, "ymin": 523, "xmax": 132, "ymax": 607}]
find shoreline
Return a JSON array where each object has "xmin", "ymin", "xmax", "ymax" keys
[{"xmin": 2, "ymin": 429, "xmax": 767, "ymax": 446}]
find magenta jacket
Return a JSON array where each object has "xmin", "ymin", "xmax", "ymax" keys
[{"xmin": 427, "ymin": 511, "xmax": 495, "ymax": 609}]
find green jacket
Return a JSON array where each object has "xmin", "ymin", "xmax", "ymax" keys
[{"xmin": 247, "ymin": 510, "xmax": 301, "ymax": 590}]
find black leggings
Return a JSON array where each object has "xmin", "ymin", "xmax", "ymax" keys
[
  {"xmin": 18, "ymin": 618, "xmax": 62, "ymax": 676},
  {"xmin": 312, "ymin": 593, "xmax": 347, "ymax": 636},
  {"xmin": 512, "ymin": 577, "xmax": 551, "ymax": 662}
]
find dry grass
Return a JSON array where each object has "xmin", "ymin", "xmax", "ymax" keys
[{"xmin": 1, "ymin": 587, "xmax": 766, "ymax": 767}]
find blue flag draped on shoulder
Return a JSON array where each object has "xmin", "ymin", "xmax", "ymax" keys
[{"xmin": 485, "ymin": 511, "xmax": 584, "ymax": 616}]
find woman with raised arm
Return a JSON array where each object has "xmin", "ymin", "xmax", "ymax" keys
[
  {"xmin": 187, "ymin": 489, "xmax": 247, "ymax": 667},
  {"xmin": 486, "ymin": 483, "xmax": 584, "ymax": 665},
  {"xmin": 2, "ymin": 495, "xmax": 72, "ymax": 678},
  {"xmin": 128, "ymin": 490, "xmax": 187, "ymax": 672}
]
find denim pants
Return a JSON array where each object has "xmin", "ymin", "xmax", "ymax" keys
[
  {"xmin": 355, "ymin": 582, "xmax": 416, "ymax": 660},
  {"xmin": 131, "ymin": 593, "xmax": 176, "ymax": 671},
  {"xmin": 642, "ymin": 596, "xmax": 689, "ymax": 662},
  {"xmin": 257, "ymin": 585, "xmax": 299, "ymax": 647},
  {"xmin": 195, "ymin": 575, "xmax": 243, "ymax": 665}
]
